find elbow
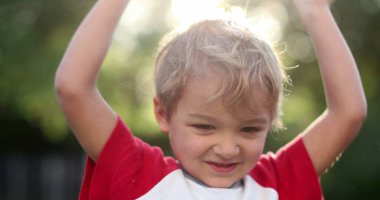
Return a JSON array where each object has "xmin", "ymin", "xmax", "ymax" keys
[
  {"xmin": 55, "ymin": 74, "xmax": 75, "ymax": 100},
  {"xmin": 352, "ymin": 94, "xmax": 368, "ymax": 123},
  {"xmin": 329, "ymin": 100, "xmax": 367, "ymax": 127},
  {"xmin": 355, "ymin": 101, "xmax": 368, "ymax": 124},
  {"xmin": 54, "ymin": 73, "xmax": 87, "ymax": 102},
  {"xmin": 344, "ymin": 100, "xmax": 368, "ymax": 126}
]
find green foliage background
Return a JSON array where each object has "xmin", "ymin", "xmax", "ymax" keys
[{"xmin": 0, "ymin": 0, "xmax": 379, "ymax": 199}]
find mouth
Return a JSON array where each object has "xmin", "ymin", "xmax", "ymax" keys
[{"xmin": 206, "ymin": 161, "xmax": 239, "ymax": 174}]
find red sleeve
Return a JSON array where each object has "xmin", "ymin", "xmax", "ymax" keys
[
  {"xmin": 250, "ymin": 136, "xmax": 323, "ymax": 200},
  {"xmin": 79, "ymin": 116, "xmax": 178, "ymax": 200}
]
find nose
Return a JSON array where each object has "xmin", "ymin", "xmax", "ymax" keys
[{"xmin": 213, "ymin": 136, "xmax": 240, "ymax": 159}]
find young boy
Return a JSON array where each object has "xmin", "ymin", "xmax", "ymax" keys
[{"xmin": 55, "ymin": 0, "xmax": 367, "ymax": 199}]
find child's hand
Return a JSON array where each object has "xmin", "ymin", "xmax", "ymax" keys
[
  {"xmin": 288, "ymin": 0, "xmax": 335, "ymax": 24},
  {"xmin": 292, "ymin": 0, "xmax": 334, "ymax": 7}
]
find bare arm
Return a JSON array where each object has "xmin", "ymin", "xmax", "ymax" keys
[
  {"xmin": 55, "ymin": 0, "xmax": 131, "ymax": 161},
  {"xmin": 291, "ymin": 0, "xmax": 367, "ymax": 175}
]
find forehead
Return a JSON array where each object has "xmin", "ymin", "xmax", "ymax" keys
[{"xmin": 178, "ymin": 71, "xmax": 271, "ymax": 117}]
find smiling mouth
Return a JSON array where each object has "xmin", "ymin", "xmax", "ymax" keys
[{"xmin": 206, "ymin": 162, "xmax": 239, "ymax": 174}]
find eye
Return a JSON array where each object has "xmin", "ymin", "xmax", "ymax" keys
[
  {"xmin": 192, "ymin": 124, "xmax": 215, "ymax": 130},
  {"xmin": 240, "ymin": 127, "xmax": 261, "ymax": 134}
]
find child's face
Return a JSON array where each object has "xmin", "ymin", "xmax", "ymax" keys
[{"xmin": 155, "ymin": 72, "xmax": 271, "ymax": 188}]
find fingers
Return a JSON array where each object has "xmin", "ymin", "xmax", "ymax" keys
[{"xmin": 291, "ymin": 0, "xmax": 335, "ymax": 7}]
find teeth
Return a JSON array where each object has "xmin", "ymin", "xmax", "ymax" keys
[{"xmin": 215, "ymin": 163, "xmax": 232, "ymax": 167}]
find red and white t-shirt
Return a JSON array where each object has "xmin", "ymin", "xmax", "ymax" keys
[{"xmin": 79, "ymin": 116, "xmax": 323, "ymax": 200}]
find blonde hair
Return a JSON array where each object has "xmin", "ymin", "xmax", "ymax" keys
[{"xmin": 154, "ymin": 18, "xmax": 288, "ymax": 129}]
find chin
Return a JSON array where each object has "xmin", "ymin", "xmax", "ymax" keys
[{"xmin": 203, "ymin": 178, "xmax": 240, "ymax": 188}]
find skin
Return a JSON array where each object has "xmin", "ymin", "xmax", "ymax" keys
[
  {"xmin": 292, "ymin": 0, "xmax": 367, "ymax": 174},
  {"xmin": 154, "ymin": 71, "xmax": 271, "ymax": 188},
  {"xmin": 55, "ymin": 0, "xmax": 367, "ymax": 190}
]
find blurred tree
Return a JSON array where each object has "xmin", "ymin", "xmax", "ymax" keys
[
  {"xmin": 0, "ymin": 0, "xmax": 171, "ymax": 147},
  {"xmin": 0, "ymin": 0, "xmax": 95, "ymax": 146}
]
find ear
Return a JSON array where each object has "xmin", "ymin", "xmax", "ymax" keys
[{"xmin": 153, "ymin": 97, "xmax": 169, "ymax": 134}]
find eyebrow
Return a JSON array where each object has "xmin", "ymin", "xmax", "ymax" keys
[
  {"xmin": 187, "ymin": 113, "xmax": 218, "ymax": 123},
  {"xmin": 187, "ymin": 113, "xmax": 268, "ymax": 124},
  {"xmin": 242, "ymin": 118, "xmax": 269, "ymax": 125}
]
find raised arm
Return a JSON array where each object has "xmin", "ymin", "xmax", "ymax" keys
[
  {"xmin": 291, "ymin": 0, "xmax": 367, "ymax": 175},
  {"xmin": 55, "ymin": 0, "xmax": 131, "ymax": 161}
]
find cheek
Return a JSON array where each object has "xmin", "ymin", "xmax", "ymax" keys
[
  {"xmin": 243, "ymin": 137, "xmax": 266, "ymax": 161},
  {"xmin": 169, "ymin": 131, "xmax": 210, "ymax": 162},
  {"xmin": 169, "ymin": 127, "xmax": 199, "ymax": 157}
]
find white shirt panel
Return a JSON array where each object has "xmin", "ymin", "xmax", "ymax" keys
[{"xmin": 137, "ymin": 169, "xmax": 278, "ymax": 200}]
